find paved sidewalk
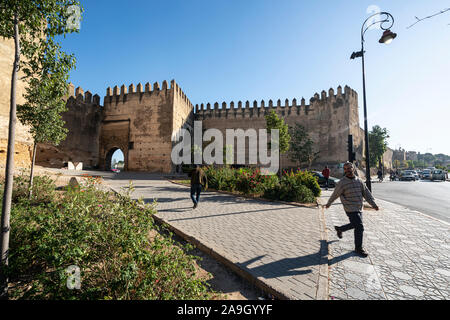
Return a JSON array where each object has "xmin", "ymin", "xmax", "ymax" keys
[
  {"xmin": 320, "ymin": 190, "xmax": 450, "ymax": 300},
  {"xmin": 95, "ymin": 171, "xmax": 449, "ymax": 300},
  {"xmin": 102, "ymin": 172, "xmax": 328, "ymax": 300}
]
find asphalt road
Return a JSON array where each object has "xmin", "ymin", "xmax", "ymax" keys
[{"xmin": 371, "ymin": 179, "xmax": 450, "ymax": 224}]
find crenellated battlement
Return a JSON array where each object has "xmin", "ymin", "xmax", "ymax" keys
[
  {"xmin": 67, "ymin": 83, "xmax": 101, "ymax": 106},
  {"xmin": 194, "ymin": 85, "xmax": 358, "ymax": 119},
  {"xmin": 103, "ymin": 79, "xmax": 195, "ymax": 110}
]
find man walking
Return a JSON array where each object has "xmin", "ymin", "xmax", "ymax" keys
[
  {"xmin": 324, "ymin": 162, "xmax": 379, "ymax": 257},
  {"xmin": 190, "ymin": 165, "xmax": 207, "ymax": 209},
  {"xmin": 322, "ymin": 165, "xmax": 330, "ymax": 190}
]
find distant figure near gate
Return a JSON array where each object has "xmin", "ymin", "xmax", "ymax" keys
[{"xmin": 322, "ymin": 165, "xmax": 330, "ymax": 190}]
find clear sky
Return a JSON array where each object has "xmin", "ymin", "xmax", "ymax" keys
[{"xmin": 60, "ymin": 0, "xmax": 450, "ymax": 157}]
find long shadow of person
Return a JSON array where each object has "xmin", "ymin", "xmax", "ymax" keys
[{"xmin": 236, "ymin": 240, "xmax": 330, "ymax": 279}]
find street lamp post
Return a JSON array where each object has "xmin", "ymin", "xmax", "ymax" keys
[{"xmin": 351, "ymin": 12, "xmax": 397, "ymax": 192}]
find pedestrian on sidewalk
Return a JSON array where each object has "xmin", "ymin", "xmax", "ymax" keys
[
  {"xmin": 189, "ymin": 164, "xmax": 208, "ymax": 209},
  {"xmin": 324, "ymin": 161, "xmax": 379, "ymax": 257},
  {"xmin": 322, "ymin": 165, "xmax": 330, "ymax": 190}
]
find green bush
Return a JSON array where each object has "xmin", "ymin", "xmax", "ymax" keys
[
  {"xmin": 204, "ymin": 166, "xmax": 237, "ymax": 192},
  {"xmin": 204, "ymin": 166, "xmax": 316, "ymax": 203},
  {"xmin": 264, "ymin": 171, "xmax": 315, "ymax": 203},
  {"xmin": 291, "ymin": 170, "xmax": 321, "ymax": 197},
  {"xmin": 6, "ymin": 176, "xmax": 213, "ymax": 300},
  {"xmin": 12, "ymin": 174, "xmax": 57, "ymax": 204}
]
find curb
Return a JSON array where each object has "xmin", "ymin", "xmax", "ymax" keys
[{"xmin": 316, "ymin": 204, "xmax": 330, "ymax": 300}]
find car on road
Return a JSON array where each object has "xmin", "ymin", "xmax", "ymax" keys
[
  {"xmin": 417, "ymin": 170, "xmax": 423, "ymax": 179},
  {"xmin": 311, "ymin": 171, "xmax": 340, "ymax": 188},
  {"xmin": 400, "ymin": 170, "xmax": 416, "ymax": 181},
  {"xmin": 431, "ymin": 169, "xmax": 447, "ymax": 181},
  {"xmin": 421, "ymin": 169, "xmax": 432, "ymax": 180},
  {"xmin": 409, "ymin": 170, "xmax": 420, "ymax": 181}
]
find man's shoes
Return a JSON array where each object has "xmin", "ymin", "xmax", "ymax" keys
[
  {"xmin": 193, "ymin": 203, "xmax": 198, "ymax": 209},
  {"xmin": 355, "ymin": 247, "xmax": 369, "ymax": 258},
  {"xmin": 334, "ymin": 226, "xmax": 343, "ymax": 239}
]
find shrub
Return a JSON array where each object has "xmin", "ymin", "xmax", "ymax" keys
[
  {"xmin": 263, "ymin": 171, "xmax": 316, "ymax": 203},
  {"xmin": 12, "ymin": 173, "xmax": 57, "ymax": 204},
  {"xmin": 204, "ymin": 166, "xmax": 237, "ymax": 192},
  {"xmin": 292, "ymin": 170, "xmax": 321, "ymax": 197},
  {"xmin": 6, "ymin": 175, "xmax": 213, "ymax": 300}
]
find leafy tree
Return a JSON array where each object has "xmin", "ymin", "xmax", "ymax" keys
[
  {"xmin": 17, "ymin": 39, "xmax": 75, "ymax": 199},
  {"xmin": 423, "ymin": 153, "xmax": 435, "ymax": 166},
  {"xmin": 0, "ymin": 0, "xmax": 82, "ymax": 298},
  {"xmin": 393, "ymin": 159, "xmax": 401, "ymax": 169},
  {"xmin": 406, "ymin": 160, "xmax": 415, "ymax": 169},
  {"xmin": 265, "ymin": 111, "xmax": 291, "ymax": 176},
  {"xmin": 289, "ymin": 123, "xmax": 319, "ymax": 169},
  {"xmin": 368, "ymin": 125, "xmax": 389, "ymax": 168}
]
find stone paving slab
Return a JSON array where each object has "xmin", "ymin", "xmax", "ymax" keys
[
  {"xmin": 319, "ymin": 190, "xmax": 450, "ymax": 300},
  {"xmin": 102, "ymin": 172, "xmax": 328, "ymax": 300}
]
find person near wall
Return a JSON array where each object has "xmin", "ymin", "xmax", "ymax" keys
[
  {"xmin": 189, "ymin": 165, "xmax": 208, "ymax": 209},
  {"xmin": 322, "ymin": 165, "xmax": 330, "ymax": 190}
]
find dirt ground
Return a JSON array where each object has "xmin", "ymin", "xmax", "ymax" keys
[{"xmin": 2, "ymin": 166, "xmax": 269, "ymax": 300}]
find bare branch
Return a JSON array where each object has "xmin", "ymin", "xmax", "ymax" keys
[{"xmin": 407, "ymin": 8, "xmax": 450, "ymax": 29}]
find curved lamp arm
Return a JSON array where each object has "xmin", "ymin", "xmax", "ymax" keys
[{"xmin": 361, "ymin": 12, "xmax": 395, "ymax": 43}]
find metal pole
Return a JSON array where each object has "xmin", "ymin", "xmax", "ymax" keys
[{"xmin": 360, "ymin": 40, "xmax": 372, "ymax": 192}]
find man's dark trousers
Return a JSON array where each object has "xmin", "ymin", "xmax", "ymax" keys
[
  {"xmin": 191, "ymin": 183, "xmax": 202, "ymax": 205},
  {"xmin": 339, "ymin": 211, "xmax": 364, "ymax": 249}
]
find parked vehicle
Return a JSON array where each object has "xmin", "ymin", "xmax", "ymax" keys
[
  {"xmin": 311, "ymin": 171, "xmax": 340, "ymax": 188},
  {"xmin": 410, "ymin": 170, "xmax": 420, "ymax": 181},
  {"xmin": 400, "ymin": 170, "xmax": 416, "ymax": 181},
  {"xmin": 422, "ymin": 169, "xmax": 432, "ymax": 180},
  {"xmin": 431, "ymin": 169, "xmax": 447, "ymax": 181}
]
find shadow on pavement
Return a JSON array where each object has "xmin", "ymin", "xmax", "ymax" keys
[
  {"xmin": 164, "ymin": 205, "xmax": 300, "ymax": 222},
  {"xmin": 236, "ymin": 240, "xmax": 328, "ymax": 279}
]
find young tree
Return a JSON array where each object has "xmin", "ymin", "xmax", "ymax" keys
[
  {"xmin": 265, "ymin": 110, "xmax": 290, "ymax": 177},
  {"xmin": 0, "ymin": 0, "xmax": 82, "ymax": 298},
  {"xmin": 17, "ymin": 39, "xmax": 75, "ymax": 199},
  {"xmin": 289, "ymin": 123, "xmax": 319, "ymax": 169},
  {"xmin": 368, "ymin": 125, "xmax": 389, "ymax": 168}
]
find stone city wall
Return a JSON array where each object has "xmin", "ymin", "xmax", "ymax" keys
[
  {"xmin": 195, "ymin": 85, "xmax": 363, "ymax": 170},
  {"xmin": 0, "ymin": 37, "xmax": 33, "ymax": 170}
]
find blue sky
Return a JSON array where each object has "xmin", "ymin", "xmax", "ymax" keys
[{"xmin": 60, "ymin": 0, "xmax": 450, "ymax": 160}]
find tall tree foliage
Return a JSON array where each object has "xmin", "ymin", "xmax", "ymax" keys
[
  {"xmin": 265, "ymin": 111, "xmax": 291, "ymax": 176},
  {"xmin": 0, "ymin": 0, "xmax": 82, "ymax": 298},
  {"xmin": 368, "ymin": 125, "xmax": 389, "ymax": 168},
  {"xmin": 17, "ymin": 38, "xmax": 75, "ymax": 199},
  {"xmin": 288, "ymin": 123, "xmax": 319, "ymax": 168}
]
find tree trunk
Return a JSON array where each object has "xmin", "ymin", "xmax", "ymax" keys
[
  {"xmin": 1, "ymin": 13, "xmax": 20, "ymax": 299},
  {"xmin": 28, "ymin": 142, "xmax": 37, "ymax": 200}
]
